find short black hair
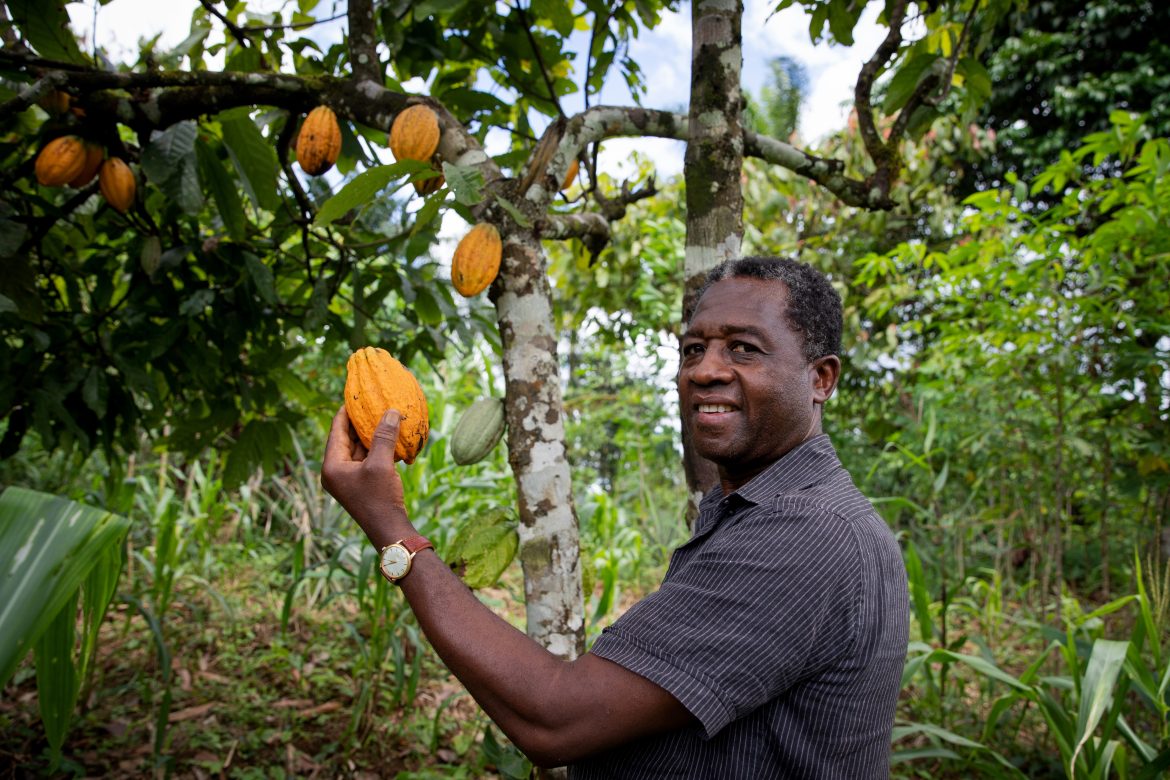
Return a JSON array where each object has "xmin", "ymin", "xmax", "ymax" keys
[{"xmin": 695, "ymin": 256, "xmax": 842, "ymax": 362}]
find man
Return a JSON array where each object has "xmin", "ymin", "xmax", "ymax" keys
[{"xmin": 321, "ymin": 256, "xmax": 909, "ymax": 777}]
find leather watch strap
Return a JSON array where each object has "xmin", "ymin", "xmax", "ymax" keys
[{"xmin": 398, "ymin": 534, "xmax": 433, "ymax": 556}]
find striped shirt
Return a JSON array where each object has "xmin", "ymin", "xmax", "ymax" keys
[{"xmin": 571, "ymin": 434, "xmax": 909, "ymax": 779}]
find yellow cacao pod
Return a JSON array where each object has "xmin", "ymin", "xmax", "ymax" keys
[
  {"xmin": 69, "ymin": 142, "xmax": 104, "ymax": 188},
  {"xmin": 389, "ymin": 104, "xmax": 440, "ymax": 163},
  {"xmin": 35, "ymin": 136, "xmax": 87, "ymax": 187},
  {"xmin": 561, "ymin": 158, "xmax": 579, "ymax": 191},
  {"xmin": 296, "ymin": 105, "xmax": 342, "ymax": 176},
  {"xmin": 451, "ymin": 223, "xmax": 502, "ymax": 298},
  {"xmin": 99, "ymin": 158, "xmax": 136, "ymax": 213},
  {"xmin": 344, "ymin": 346, "xmax": 430, "ymax": 464}
]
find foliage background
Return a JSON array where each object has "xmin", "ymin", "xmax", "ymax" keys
[{"xmin": 1, "ymin": 0, "xmax": 1169, "ymax": 777}]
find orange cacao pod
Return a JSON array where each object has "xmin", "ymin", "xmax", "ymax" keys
[
  {"xmin": 413, "ymin": 171, "xmax": 445, "ymax": 196},
  {"xmin": 344, "ymin": 347, "xmax": 430, "ymax": 464},
  {"xmin": 38, "ymin": 90, "xmax": 71, "ymax": 115},
  {"xmin": 451, "ymin": 223, "xmax": 502, "ymax": 297},
  {"xmin": 296, "ymin": 105, "xmax": 342, "ymax": 176},
  {"xmin": 389, "ymin": 104, "xmax": 440, "ymax": 163},
  {"xmin": 99, "ymin": 158, "xmax": 136, "ymax": 213},
  {"xmin": 35, "ymin": 136, "xmax": 87, "ymax": 186},
  {"xmin": 69, "ymin": 142, "xmax": 104, "ymax": 188},
  {"xmin": 561, "ymin": 158, "xmax": 579, "ymax": 191}
]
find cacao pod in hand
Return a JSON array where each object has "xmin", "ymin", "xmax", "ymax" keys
[
  {"xmin": 35, "ymin": 136, "xmax": 87, "ymax": 186},
  {"xmin": 389, "ymin": 104, "xmax": 440, "ymax": 163},
  {"xmin": 344, "ymin": 346, "xmax": 430, "ymax": 464},
  {"xmin": 68, "ymin": 142, "xmax": 104, "ymax": 188},
  {"xmin": 296, "ymin": 105, "xmax": 342, "ymax": 176},
  {"xmin": 99, "ymin": 158, "xmax": 136, "ymax": 213},
  {"xmin": 451, "ymin": 223, "xmax": 502, "ymax": 298},
  {"xmin": 450, "ymin": 398, "xmax": 506, "ymax": 465}
]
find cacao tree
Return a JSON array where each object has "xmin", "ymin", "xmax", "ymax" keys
[{"xmin": 0, "ymin": 0, "xmax": 1018, "ymax": 657}]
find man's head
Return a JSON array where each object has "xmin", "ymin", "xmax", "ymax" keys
[
  {"xmin": 680, "ymin": 257, "xmax": 843, "ymax": 492},
  {"xmin": 694, "ymin": 256, "xmax": 842, "ymax": 363}
]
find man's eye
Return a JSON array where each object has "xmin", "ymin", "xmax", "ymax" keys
[
  {"xmin": 682, "ymin": 343, "xmax": 704, "ymax": 357},
  {"xmin": 730, "ymin": 342, "xmax": 756, "ymax": 353}
]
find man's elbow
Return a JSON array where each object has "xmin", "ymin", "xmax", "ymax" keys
[{"xmin": 510, "ymin": 725, "xmax": 595, "ymax": 769}]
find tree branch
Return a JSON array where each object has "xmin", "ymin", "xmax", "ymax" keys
[
  {"xmin": 197, "ymin": 0, "xmax": 252, "ymax": 52},
  {"xmin": 853, "ymin": 0, "xmax": 909, "ymax": 198},
  {"xmin": 513, "ymin": 1, "xmax": 565, "ymax": 118}
]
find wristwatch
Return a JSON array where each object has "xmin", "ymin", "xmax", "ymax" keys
[{"xmin": 378, "ymin": 535, "xmax": 433, "ymax": 583}]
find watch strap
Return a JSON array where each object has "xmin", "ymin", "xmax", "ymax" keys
[{"xmin": 398, "ymin": 534, "xmax": 433, "ymax": 556}]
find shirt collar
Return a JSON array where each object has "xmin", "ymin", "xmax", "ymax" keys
[{"xmin": 698, "ymin": 433, "xmax": 839, "ymax": 517}]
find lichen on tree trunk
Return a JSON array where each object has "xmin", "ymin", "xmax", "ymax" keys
[
  {"xmin": 682, "ymin": 0, "xmax": 745, "ymax": 521},
  {"xmin": 493, "ymin": 233, "xmax": 585, "ymax": 661}
]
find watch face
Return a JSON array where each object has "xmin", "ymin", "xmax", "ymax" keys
[{"xmin": 380, "ymin": 544, "xmax": 411, "ymax": 580}]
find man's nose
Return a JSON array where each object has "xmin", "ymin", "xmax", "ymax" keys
[{"xmin": 689, "ymin": 346, "xmax": 734, "ymax": 385}]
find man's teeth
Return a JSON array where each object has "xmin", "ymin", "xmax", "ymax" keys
[{"xmin": 698, "ymin": 404, "xmax": 733, "ymax": 413}]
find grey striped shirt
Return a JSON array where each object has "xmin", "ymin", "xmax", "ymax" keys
[{"xmin": 571, "ymin": 434, "xmax": 909, "ymax": 778}]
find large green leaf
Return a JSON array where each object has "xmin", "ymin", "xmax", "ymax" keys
[
  {"xmin": 6, "ymin": 0, "xmax": 87, "ymax": 65},
  {"xmin": 314, "ymin": 161, "xmax": 421, "ymax": 226},
  {"xmin": 0, "ymin": 487, "xmax": 131, "ymax": 690},
  {"xmin": 220, "ymin": 112, "xmax": 280, "ymax": 213},
  {"xmin": 445, "ymin": 508, "xmax": 518, "ymax": 589},
  {"xmin": 1071, "ymin": 639, "xmax": 1130, "ymax": 770}
]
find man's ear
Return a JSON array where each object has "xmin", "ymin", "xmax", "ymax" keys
[{"xmin": 810, "ymin": 355, "xmax": 841, "ymax": 404}]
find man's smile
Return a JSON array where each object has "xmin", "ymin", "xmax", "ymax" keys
[{"xmin": 697, "ymin": 403, "xmax": 736, "ymax": 414}]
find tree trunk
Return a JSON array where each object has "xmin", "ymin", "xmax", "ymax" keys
[
  {"xmin": 494, "ymin": 232, "xmax": 585, "ymax": 661},
  {"xmin": 681, "ymin": 0, "xmax": 745, "ymax": 521}
]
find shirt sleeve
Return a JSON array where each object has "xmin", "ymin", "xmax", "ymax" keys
[{"xmin": 588, "ymin": 497, "xmax": 864, "ymax": 739}]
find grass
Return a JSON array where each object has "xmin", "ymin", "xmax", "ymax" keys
[{"xmin": 0, "ymin": 542, "xmax": 521, "ymax": 779}]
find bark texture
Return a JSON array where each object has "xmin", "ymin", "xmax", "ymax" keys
[
  {"xmin": 681, "ymin": 0, "xmax": 746, "ymax": 516},
  {"xmin": 493, "ymin": 232, "xmax": 585, "ymax": 661}
]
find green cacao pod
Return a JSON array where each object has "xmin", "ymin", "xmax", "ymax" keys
[{"xmin": 449, "ymin": 397, "xmax": 506, "ymax": 465}]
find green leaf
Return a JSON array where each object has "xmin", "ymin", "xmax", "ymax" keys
[
  {"xmin": 315, "ymin": 162, "xmax": 421, "ymax": 226},
  {"xmin": 142, "ymin": 122, "xmax": 203, "ymax": 216},
  {"xmin": 6, "ymin": 0, "xmax": 87, "ymax": 64},
  {"xmin": 410, "ymin": 190, "xmax": 444, "ymax": 236},
  {"xmin": 882, "ymin": 52, "xmax": 940, "ymax": 115},
  {"xmin": 446, "ymin": 509, "xmax": 518, "ymax": 589},
  {"xmin": 826, "ymin": 0, "xmax": 861, "ymax": 45},
  {"xmin": 532, "ymin": 0, "xmax": 576, "ymax": 37},
  {"xmin": 141, "ymin": 121, "xmax": 198, "ymax": 184},
  {"xmin": 412, "ymin": 285, "xmax": 443, "ymax": 325},
  {"xmin": 494, "ymin": 196, "xmax": 532, "ymax": 229},
  {"xmin": 441, "ymin": 161, "xmax": 486, "ymax": 206},
  {"xmin": 0, "ymin": 487, "xmax": 131, "ymax": 690},
  {"xmin": 220, "ymin": 113, "xmax": 280, "ymax": 212},
  {"xmin": 957, "ymin": 56, "xmax": 992, "ymax": 103},
  {"xmin": 243, "ymin": 252, "xmax": 278, "ymax": 305},
  {"xmin": 34, "ymin": 591, "xmax": 78, "ymax": 753},
  {"xmin": 196, "ymin": 140, "xmax": 247, "ymax": 241},
  {"xmin": 1071, "ymin": 639, "xmax": 1129, "ymax": 770}
]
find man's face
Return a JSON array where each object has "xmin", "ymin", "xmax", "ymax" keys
[{"xmin": 678, "ymin": 276, "xmax": 838, "ymax": 491}]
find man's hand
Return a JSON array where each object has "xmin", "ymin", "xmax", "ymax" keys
[{"xmin": 321, "ymin": 406, "xmax": 413, "ymax": 548}]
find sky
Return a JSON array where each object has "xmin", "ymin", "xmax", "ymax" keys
[{"xmin": 65, "ymin": 0, "xmax": 885, "ymax": 177}]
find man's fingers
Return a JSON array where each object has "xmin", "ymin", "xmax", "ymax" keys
[
  {"xmin": 367, "ymin": 409, "xmax": 401, "ymax": 468},
  {"xmin": 324, "ymin": 406, "xmax": 357, "ymax": 464}
]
